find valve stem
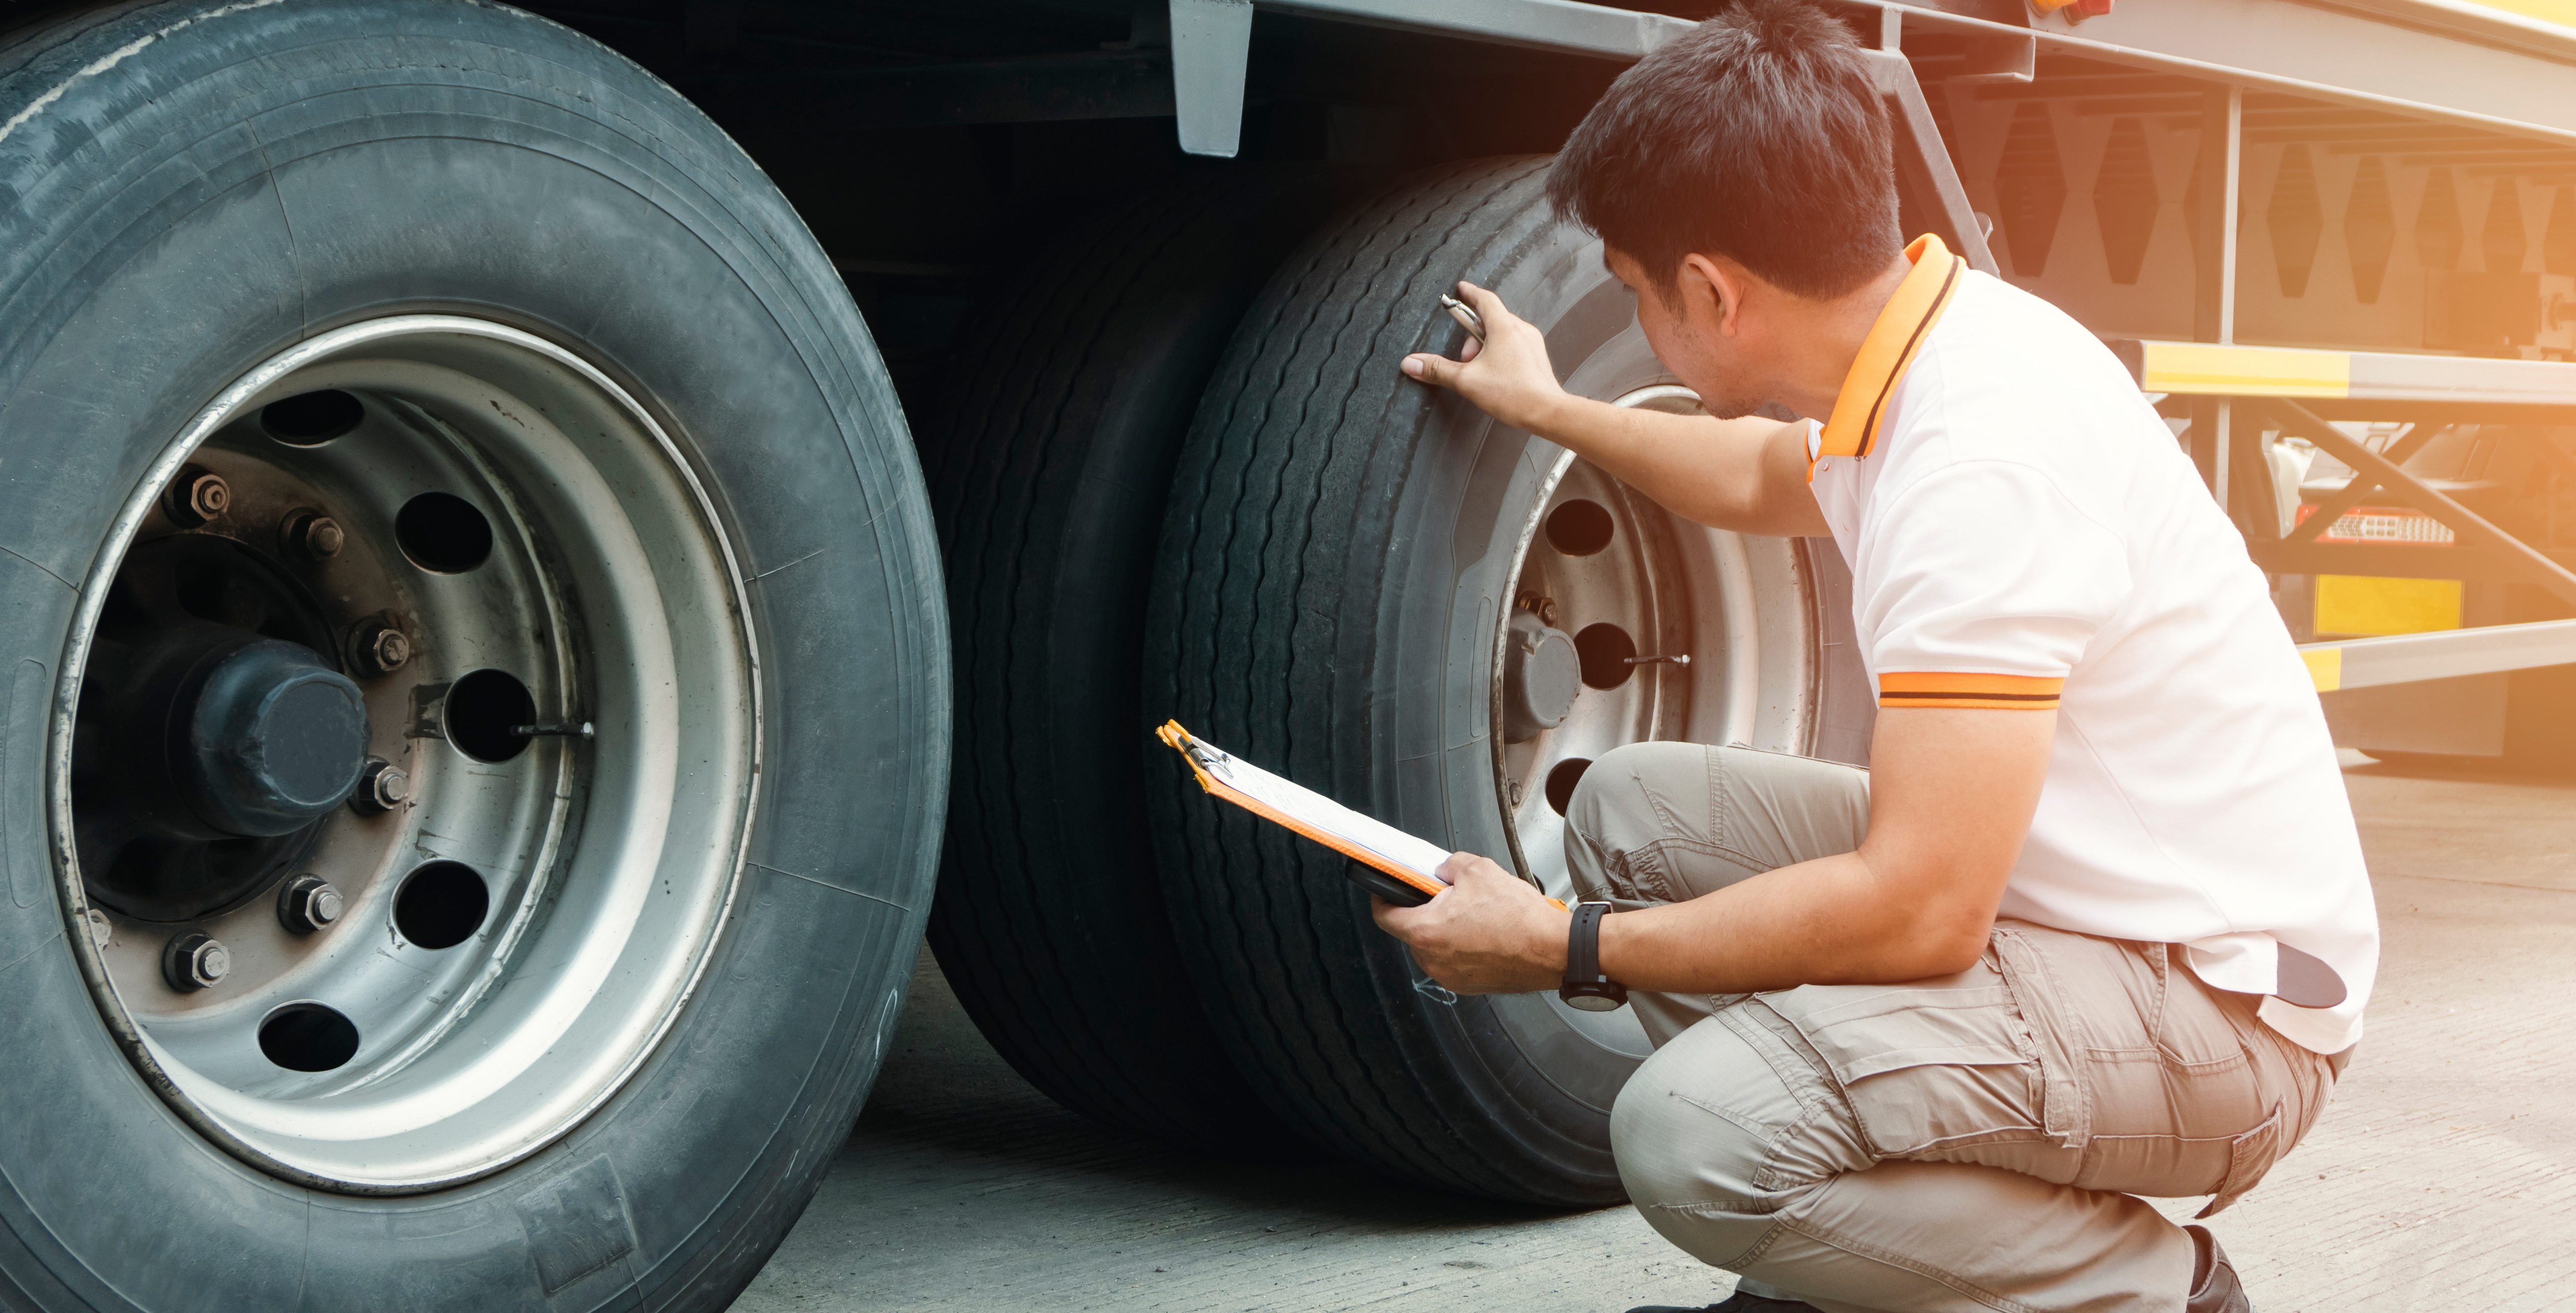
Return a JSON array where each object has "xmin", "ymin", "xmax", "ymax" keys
[
  {"xmin": 1624, "ymin": 654, "xmax": 1691, "ymax": 666},
  {"xmin": 512, "ymin": 722, "xmax": 595, "ymax": 740}
]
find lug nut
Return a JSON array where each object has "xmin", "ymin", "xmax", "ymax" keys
[
  {"xmin": 165, "ymin": 467, "xmax": 231, "ymax": 528},
  {"xmin": 277, "ymin": 874, "xmax": 345, "ymax": 935},
  {"xmin": 1516, "ymin": 592, "xmax": 1563, "ymax": 626},
  {"xmin": 285, "ymin": 512, "xmax": 345, "ymax": 560},
  {"xmin": 353, "ymin": 619, "xmax": 412, "ymax": 675},
  {"xmin": 162, "ymin": 933, "xmax": 231, "ymax": 992},
  {"xmin": 352, "ymin": 758, "xmax": 409, "ymax": 814}
]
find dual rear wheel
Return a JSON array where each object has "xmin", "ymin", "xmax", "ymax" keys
[
  {"xmin": 931, "ymin": 158, "xmax": 1865, "ymax": 1202},
  {"xmin": 0, "ymin": 13, "xmax": 1860, "ymax": 1313}
]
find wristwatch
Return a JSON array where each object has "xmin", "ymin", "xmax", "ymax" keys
[{"xmin": 1559, "ymin": 901, "xmax": 1628, "ymax": 1012}]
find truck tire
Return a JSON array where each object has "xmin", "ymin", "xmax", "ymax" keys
[
  {"xmin": 0, "ymin": 3, "xmax": 945, "ymax": 1310},
  {"xmin": 926, "ymin": 168, "xmax": 1338, "ymax": 1151},
  {"xmin": 1145, "ymin": 158, "xmax": 1856, "ymax": 1204}
]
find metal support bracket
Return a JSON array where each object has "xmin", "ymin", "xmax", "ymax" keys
[
  {"xmin": 1860, "ymin": 49, "xmax": 1999, "ymax": 277},
  {"xmin": 1172, "ymin": 0, "xmax": 1254, "ymax": 158},
  {"xmin": 1950, "ymin": 29, "xmax": 2037, "ymax": 86},
  {"xmin": 2265, "ymin": 398, "xmax": 2576, "ymax": 613},
  {"xmin": 2185, "ymin": 85, "xmax": 2242, "ymax": 499},
  {"xmin": 2280, "ymin": 423, "xmax": 2429, "ymax": 545}
]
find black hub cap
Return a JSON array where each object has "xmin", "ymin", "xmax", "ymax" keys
[
  {"xmin": 73, "ymin": 535, "xmax": 364, "ymax": 923},
  {"xmin": 183, "ymin": 641, "xmax": 367, "ymax": 836}
]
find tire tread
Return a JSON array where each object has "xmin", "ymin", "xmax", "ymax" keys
[{"xmin": 1147, "ymin": 159, "xmax": 1618, "ymax": 1202}]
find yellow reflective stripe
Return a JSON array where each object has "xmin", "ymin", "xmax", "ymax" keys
[
  {"xmin": 2139, "ymin": 343, "xmax": 2351, "ymax": 397},
  {"xmin": 2459, "ymin": 0, "xmax": 2576, "ymax": 28},
  {"xmin": 2301, "ymin": 647, "xmax": 2344, "ymax": 693}
]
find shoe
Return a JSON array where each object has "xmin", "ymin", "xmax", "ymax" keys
[
  {"xmin": 2185, "ymin": 1224, "xmax": 2251, "ymax": 1313},
  {"xmin": 1625, "ymin": 1295, "xmax": 1823, "ymax": 1313}
]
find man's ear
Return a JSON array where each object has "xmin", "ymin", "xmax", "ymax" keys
[{"xmin": 1678, "ymin": 253, "xmax": 1746, "ymax": 338}]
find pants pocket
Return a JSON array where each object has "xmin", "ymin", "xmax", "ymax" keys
[
  {"xmin": 1754, "ymin": 969, "xmax": 2043, "ymax": 1160},
  {"xmin": 2196, "ymin": 1101, "xmax": 2286, "ymax": 1218}
]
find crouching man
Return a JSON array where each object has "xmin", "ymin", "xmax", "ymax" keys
[{"xmin": 1373, "ymin": 4, "xmax": 2377, "ymax": 1311}]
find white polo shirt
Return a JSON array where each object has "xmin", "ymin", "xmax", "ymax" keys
[{"xmin": 1806, "ymin": 237, "xmax": 2378, "ymax": 1055}]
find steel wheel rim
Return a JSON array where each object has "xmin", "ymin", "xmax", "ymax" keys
[
  {"xmin": 1487, "ymin": 384, "xmax": 1819, "ymax": 1056},
  {"xmin": 49, "ymin": 316, "xmax": 761, "ymax": 1193}
]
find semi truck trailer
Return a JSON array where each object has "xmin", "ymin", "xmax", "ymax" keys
[{"xmin": 0, "ymin": 0, "xmax": 2571, "ymax": 1307}]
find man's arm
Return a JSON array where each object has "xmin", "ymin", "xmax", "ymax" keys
[
  {"xmin": 1402, "ymin": 283, "xmax": 1829, "ymax": 539},
  {"xmin": 1370, "ymin": 706, "xmax": 2055, "ymax": 994}
]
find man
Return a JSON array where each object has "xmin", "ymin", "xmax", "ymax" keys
[{"xmin": 1375, "ymin": 4, "xmax": 2378, "ymax": 1311}]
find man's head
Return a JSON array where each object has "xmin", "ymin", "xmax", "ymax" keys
[{"xmin": 1548, "ymin": 0, "xmax": 1904, "ymax": 419}]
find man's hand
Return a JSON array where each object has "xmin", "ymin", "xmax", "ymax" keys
[
  {"xmin": 1401, "ymin": 282, "xmax": 1569, "ymax": 435},
  {"xmin": 1370, "ymin": 852, "xmax": 1571, "ymax": 995},
  {"xmin": 1398, "ymin": 281, "xmax": 1830, "ymax": 539}
]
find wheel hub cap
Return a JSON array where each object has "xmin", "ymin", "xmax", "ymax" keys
[
  {"xmin": 1504, "ymin": 613, "xmax": 1580, "ymax": 742},
  {"xmin": 182, "ymin": 641, "xmax": 367, "ymax": 836}
]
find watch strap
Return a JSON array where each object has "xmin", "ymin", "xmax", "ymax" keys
[{"xmin": 1567, "ymin": 901, "xmax": 1609, "ymax": 985}]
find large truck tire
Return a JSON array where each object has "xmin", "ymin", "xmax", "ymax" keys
[
  {"xmin": 1144, "ymin": 158, "xmax": 1860, "ymax": 1204},
  {"xmin": 0, "ymin": 3, "xmax": 945, "ymax": 1309},
  {"xmin": 926, "ymin": 169, "xmax": 1340, "ymax": 1152}
]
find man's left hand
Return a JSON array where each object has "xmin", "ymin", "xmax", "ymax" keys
[{"xmin": 1371, "ymin": 853, "xmax": 1571, "ymax": 995}]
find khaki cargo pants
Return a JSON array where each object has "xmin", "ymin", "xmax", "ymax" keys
[{"xmin": 1566, "ymin": 743, "xmax": 2342, "ymax": 1313}]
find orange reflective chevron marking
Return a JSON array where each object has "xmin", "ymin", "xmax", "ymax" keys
[{"xmin": 1878, "ymin": 671, "xmax": 2066, "ymax": 710}]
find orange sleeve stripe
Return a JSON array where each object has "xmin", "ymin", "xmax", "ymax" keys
[
  {"xmin": 1878, "ymin": 671, "xmax": 2064, "ymax": 710},
  {"xmin": 1880, "ymin": 672, "xmax": 2066, "ymax": 695},
  {"xmin": 1885, "ymin": 695, "xmax": 2061, "ymax": 705}
]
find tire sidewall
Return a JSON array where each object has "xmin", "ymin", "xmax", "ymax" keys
[
  {"xmin": 1380, "ymin": 234, "xmax": 1851, "ymax": 1178},
  {"xmin": 0, "ymin": 4, "xmax": 943, "ymax": 1308},
  {"xmin": 1362, "ymin": 214, "xmax": 1662, "ymax": 1198}
]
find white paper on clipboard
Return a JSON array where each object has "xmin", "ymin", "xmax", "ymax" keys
[{"xmin": 1156, "ymin": 721, "xmax": 1453, "ymax": 901}]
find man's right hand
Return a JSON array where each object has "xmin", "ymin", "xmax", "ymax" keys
[{"xmin": 1401, "ymin": 281, "xmax": 1568, "ymax": 434}]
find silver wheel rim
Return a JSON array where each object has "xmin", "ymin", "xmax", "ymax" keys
[
  {"xmin": 49, "ymin": 316, "xmax": 760, "ymax": 1193},
  {"xmin": 1488, "ymin": 384, "xmax": 1818, "ymax": 1056}
]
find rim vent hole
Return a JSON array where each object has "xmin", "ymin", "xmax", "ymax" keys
[
  {"xmin": 1575, "ymin": 623, "xmax": 1638, "ymax": 689},
  {"xmin": 396, "ymin": 493, "xmax": 494, "ymax": 573},
  {"xmin": 261, "ymin": 390, "xmax": 365, "ymax": 447},
  {"xmin": 1545, "ymin": 500, "xmax": 1615, "ymax": 556},
  {"xmin": 259, "ymin": 1003, "xmax": 360, "ymax": 1072},
  {"xmin": 444, "ymin": 669, "xmax": 536, "ymax": 762},
  {"xmin": 395, "ymin": 861, "xmax": 490, "ymax": 950},
  {"xmin": 1545, "ymin": 758, "xmax": 1593, "ymax": 816}
]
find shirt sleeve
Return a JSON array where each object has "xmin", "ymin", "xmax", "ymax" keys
[{"xmin": 1856, "ymin": 461, "xmax": 2130, "ymax": 711}]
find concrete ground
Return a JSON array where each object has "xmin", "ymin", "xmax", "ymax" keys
[{"xmin": 731, "ymin": 755, "xmax": 2576, "ymax": 1313}]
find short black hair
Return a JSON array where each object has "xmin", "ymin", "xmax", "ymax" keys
[{"xmin": 1547, "ymin": 0, "xmax": 1903, "ymax": 302}]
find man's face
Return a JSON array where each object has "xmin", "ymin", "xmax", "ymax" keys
[{"xmin": 1602, "ymin": 247, "xmax": 1779, "ymax": 421}]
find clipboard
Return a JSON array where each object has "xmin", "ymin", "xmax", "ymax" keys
[
  {"xmin": 1159, "ymin": 721, "xmax": 1567, "ymax": 914},
  {"xmin": 1158, "ymin": 720, "xmax": 1453, "ymax": 906}
]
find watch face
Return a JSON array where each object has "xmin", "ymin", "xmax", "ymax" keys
[{"xmin": 1562, "ymin": 990, "xmax": 1625, "ymax": 1013}]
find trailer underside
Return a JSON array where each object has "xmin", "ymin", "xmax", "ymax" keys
[{"xmin": 528, "ymin": 0, "xmax": 2576, "ymax": 755}]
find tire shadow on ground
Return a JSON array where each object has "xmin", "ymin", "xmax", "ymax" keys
[{"xmin": 858, "ymin": 950, "xmax": 1568, "ymax": 1231}]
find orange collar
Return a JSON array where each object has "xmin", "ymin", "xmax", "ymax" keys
[{"xmin": 1814, "ymin": 234, "xmax": 1965, "ymax": 470}]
